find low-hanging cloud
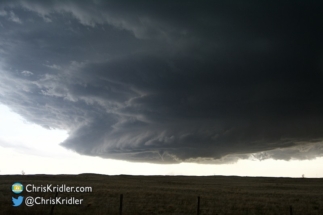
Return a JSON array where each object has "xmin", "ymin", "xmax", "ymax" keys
[{"xmin": 0, "ymin": 0, "xmax": 323, "ymax": 163}]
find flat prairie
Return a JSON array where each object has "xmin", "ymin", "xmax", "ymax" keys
[{"xmin": 1, "ymin": 174, "xmax": 322, "ymax": 215}]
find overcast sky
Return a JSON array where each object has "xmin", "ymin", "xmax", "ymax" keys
[{"xmin": 1, "ymin": 1, "xmax": 323, "ymax": 176}]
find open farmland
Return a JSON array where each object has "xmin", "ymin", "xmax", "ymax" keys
[{"xmin": 1, "ymin": 174, "xmax": 323, "ymax": 215}]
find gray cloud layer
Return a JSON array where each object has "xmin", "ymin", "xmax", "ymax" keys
[{"xmin": 1, "ymin": 0, "xmax": 323, "ymax": 163}]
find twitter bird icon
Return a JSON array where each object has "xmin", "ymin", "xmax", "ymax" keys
[{"xmin": 12, "ymin": 196, "xmax": 24, "ymax": 207}]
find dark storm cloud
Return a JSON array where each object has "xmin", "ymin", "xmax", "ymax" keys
[{"xmin": 1, "ymin": 0, "xmax": 323, "ymax": 163}]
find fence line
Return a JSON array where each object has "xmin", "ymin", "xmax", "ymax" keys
[
  {"xmin": 49, "ymin": 191, "xmax": 58, "ymax": 215},
  {"xmin": 197, "ymin": 196, "xmax": 200, "ymax": 215},
  {"xmin": 119, "ymin": 194, "xmax": 123, "ymax": 215},
  {"xmin": 46, "ymin": 193, "xmax": 299, "ymax": 215},
  {"xmin": 114, "ymin": 194, "xmax": 296, "ymax": 215}
]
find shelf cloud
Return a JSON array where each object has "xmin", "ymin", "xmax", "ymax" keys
[{"xmin": 1, "ymin": 0, "xmax": 323, "ymax": 163}]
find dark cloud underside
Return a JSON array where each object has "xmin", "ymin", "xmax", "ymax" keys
[{"xmin": 0, "ymin": 0, "xmax": 323, "ymax": 163}]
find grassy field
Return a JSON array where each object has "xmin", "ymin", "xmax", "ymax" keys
[{"xmin": 1, "ymin": 174, "xmax": 323, "ymax": 215}]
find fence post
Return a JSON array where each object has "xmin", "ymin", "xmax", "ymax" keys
[
  {"xmin": 197, "ymin": 196, "xmax": 200, "ymax": 215},
  {"xmin": 49, "ymin": 191, "xmax": 58, "ymax": 215},
  {"xmin": 290, "ymin": 205, "xmax": 293, "ymax": 215},
  {"xmin": 119, "ymin": 194, "xmax": 123, "ymax": 215}
]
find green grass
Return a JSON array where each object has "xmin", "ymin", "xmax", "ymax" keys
[{"xmin": 1, "ymin": 174, "xmax": 323, "ymax": 214}]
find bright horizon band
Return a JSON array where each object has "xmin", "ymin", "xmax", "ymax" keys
[{"xmin": 25, "ymin": 184, "xmax": 92, "ymax": 193}]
